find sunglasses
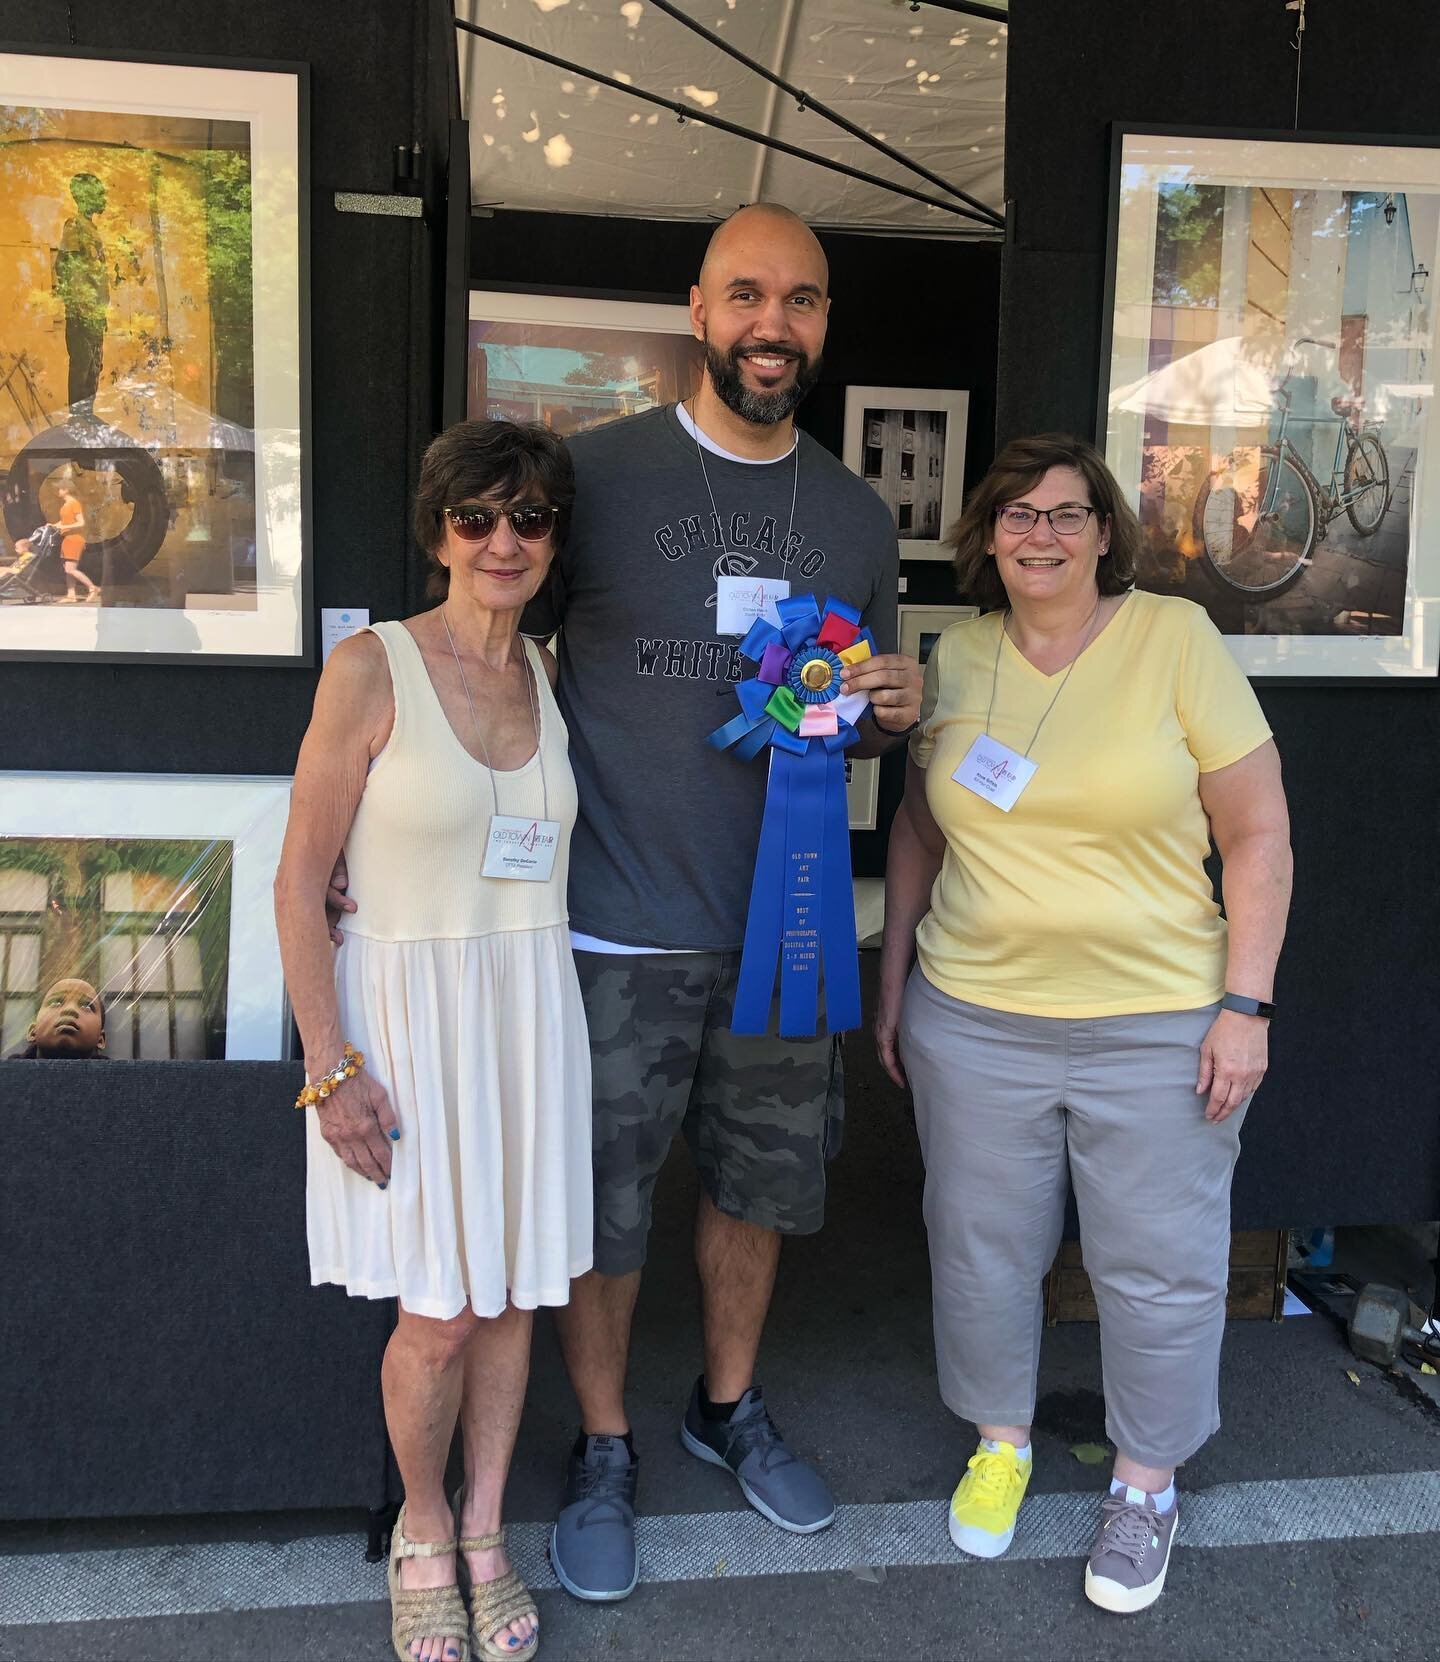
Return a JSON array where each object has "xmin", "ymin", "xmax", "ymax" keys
[{"xmin": 443, "ymin": 504, "xmax": 559, "ymax": 543}]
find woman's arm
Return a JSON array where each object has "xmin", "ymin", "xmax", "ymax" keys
[
  {"xmin": 274, "ymin": 634, "xmax": 398, "ymax": 1179},
  {"xmin": 876, "ymin": 757, "xmax": 947, "ymax": 1087},
  {"xmin": 1195, "ymin": 739, "xmax": 1293, "ymax": 1121}
]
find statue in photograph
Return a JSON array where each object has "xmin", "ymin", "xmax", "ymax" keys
[
  {"xmin": 6, "ymin": 976, "xmax": 108, "ymax": 1058},
  {"xmin": 52, "ymin": 171, "xmax": 110, "ymax": 410}
]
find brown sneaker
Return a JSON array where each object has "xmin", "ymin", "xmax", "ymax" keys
[{"xmin": 1083, "ymin": 1489, "xmax": 1178, "ymax": 1613}]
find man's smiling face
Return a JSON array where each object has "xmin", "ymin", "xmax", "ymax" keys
[{"xmin": 690, "ymin": 207, "xmax": 830, "ymax": 426}]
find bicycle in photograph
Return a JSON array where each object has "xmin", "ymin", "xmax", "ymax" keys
[{"xmin": 1192, "ymin": 337, "xmax": 1392, "ymax": 598}]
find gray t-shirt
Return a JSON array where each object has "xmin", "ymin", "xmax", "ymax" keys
[{"xmin": 524, "ymin": 404, "xmax": 899, "ymax": 950}]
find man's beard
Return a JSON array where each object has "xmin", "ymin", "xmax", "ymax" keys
[{"xmin": 704, "ymin": 337, "xmax": 821, "ymax": 426}]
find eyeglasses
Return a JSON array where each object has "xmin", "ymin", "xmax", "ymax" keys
[
  {"xmin": 443, "ymin": 504, "xmax": 559, "ymax": 543},
  {"xmin": 996, "ymin": 504, "xmax": 1098, "ymax": 536}
]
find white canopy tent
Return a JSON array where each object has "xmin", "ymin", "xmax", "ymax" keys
[{"xmin": 455, "ymin": 0, "xmax": 1006, "ymax": 237}]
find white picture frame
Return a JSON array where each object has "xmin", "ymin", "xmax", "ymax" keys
[
  {"xmin": 842, "ymin": 386, "xmax": 970, "ymax": 560},
  {"xmin": 0, "ymin": 49, "xmax": 310, "ymax": 665},
  {"xmin": 898, "ymin": 603, "xmax": 981, "ymax": 665},
  {"xmin": 468, "ymin": 289, "xmax": 704, "ymax": 435},
  {"xmin": 845, "ymin": 755, "xmax": 879, "ymax": 831},
  {"xmin": 0, "ymin": 772, "xmax": 291, "ymax": 1059},
  {"xmin": 1098, "ymin": 126, "xmax": 1440, "ymax": 680}
]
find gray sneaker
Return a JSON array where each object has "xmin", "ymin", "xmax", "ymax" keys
[
  {"xmin": 680, "ymin": 1380, "xmax": 836, "ymax": 1534},
  {"xmin": 1083, "ymin": 1490, "xmax": 1179, "ymax": 1613},
  {"xmin": 549, "ymin": 1434, "xmax": 639, "ymax": 1602}
]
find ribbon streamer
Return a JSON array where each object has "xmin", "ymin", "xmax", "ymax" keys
[{"xmin": 707, "ymin": 594, "xmax": 875, "ymax": 1038}]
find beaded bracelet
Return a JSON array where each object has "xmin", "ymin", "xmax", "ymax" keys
[{"xmin": 295, "ymin": 1042, "xmax": 365, "ymax": 1109}]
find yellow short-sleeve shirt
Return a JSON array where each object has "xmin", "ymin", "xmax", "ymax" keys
[{"xmin": 909, "ymin": 589, "xmax": 1273, "ymax": 1018}]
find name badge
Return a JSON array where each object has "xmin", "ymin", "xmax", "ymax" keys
[
  {"xmin": 716, "ymin": 574, "xmax": 791, "ymax": 636},
  {"xmin": 952, "ymin": 735, "xmax": 1037, "ymax": 813},
  {"xmin": 481, "ymin": 815, "xmax": 561, "ymax": 882}
]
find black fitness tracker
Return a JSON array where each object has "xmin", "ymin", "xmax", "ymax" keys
[{"xmin": 1221, "ymin": 993, "xmax": 1277, "ymax": 1020}]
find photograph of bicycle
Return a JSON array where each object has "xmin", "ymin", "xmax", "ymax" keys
[{"xmin": 1099, "ymin": 128, "xmax": 1440, "ymax": 678}]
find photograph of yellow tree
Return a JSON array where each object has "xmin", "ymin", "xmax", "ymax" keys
[{"xmin": 0, "ymin": 51, "xmax": 306, "ymax": 662}]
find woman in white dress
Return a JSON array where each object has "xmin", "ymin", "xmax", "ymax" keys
[{"xmin": 274, "ymin": 420, "xmax": 593, "ymax": 1662}]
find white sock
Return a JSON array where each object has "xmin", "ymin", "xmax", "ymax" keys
[
  {"xmin": 1110, "ymin": 1476, "xmax": 1176, "ymax": 1512},
  {"xmin": 982, "ymin": 1437, "xmax": 1031, "ymax": 1462}
]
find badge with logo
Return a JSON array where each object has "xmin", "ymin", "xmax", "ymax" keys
[
  {"xmin": 715, "ymin": 573, "xmax": 792, "ymax": 636},
  {"xmin": 952, "ymin": 735, "xmax": 1037, "ymax": 812},
  {"xmin": 707, "ymin": 594, "xmax": 873, "ymax": 1038},
  {"xmin": 481, "ymin": 814, "xmax": 561, "ymax": 882}
]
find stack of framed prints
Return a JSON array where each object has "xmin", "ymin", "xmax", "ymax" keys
[
  {"xmin": 0, "ymin": 48, "xmax": 310, "ymax": 665},
  {"xmin": 1098, "ymin": 126, "xmax": 1440, "ymax": 679},
  {"xmin": 0, "ymin": 774, "xmax": 291, "ymax": 1061}
]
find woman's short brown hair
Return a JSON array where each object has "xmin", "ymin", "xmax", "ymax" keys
[
  {"xmin": 946, "ymin": 433, "xmax": 1140, "ymax": 609},
  {"xmin": 413, "ymin": 419, "xmax": 576, "ymax": 598}
]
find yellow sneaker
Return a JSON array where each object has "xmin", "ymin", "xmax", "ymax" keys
[{"xmin": 948, "ymin": 1440, "xmax": 1032, "ymax": 1559}]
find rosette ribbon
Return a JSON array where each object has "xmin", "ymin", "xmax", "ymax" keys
[{"xmin": 707, "ymin": 594, "xmax": 876, "ymax": 1038}]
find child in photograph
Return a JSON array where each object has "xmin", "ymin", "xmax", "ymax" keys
[{"xmin": 7, "ymin": 976, "xmax": 109, "ymax": 1059}]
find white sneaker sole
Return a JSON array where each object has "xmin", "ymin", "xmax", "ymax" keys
[
  {"xmin": 947, "ymin": 1508, "xmax": 1015, "ymax": 1559},
  {"xmin": 1083, "ymin": 1525, "xmax": 1175, "ymax": 1613},
  {"xmin": 679, "ymin": 1422, "xmax": 836, "ymax": 1535}
]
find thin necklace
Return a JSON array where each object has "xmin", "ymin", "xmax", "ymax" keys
[
  {"xmin": 685, "ymin": 398, "xmax": 800, "ymax": 575},
  {"xmin": 439, "ymin": 608, "xmax": 548, "ymax": 823},
  {"xmin": 984, "ymin": 596, "xmax": 1104, "ymax": 760}
]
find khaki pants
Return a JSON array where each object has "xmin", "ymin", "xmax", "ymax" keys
[{"xmin": 900, "ymin": 968, "xmax": 1249, "ymax": 1468}]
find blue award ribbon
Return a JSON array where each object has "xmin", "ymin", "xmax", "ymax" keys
[{"xmin": 706, "ymin": 595, "xmax": 873, "ymax": 1038}]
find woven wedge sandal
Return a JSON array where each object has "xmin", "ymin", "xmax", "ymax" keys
[
  {"xmin": 387, "ymin": 1502, "xmax": 471, "ymax": 1662},
  {"xmin": 452, "ymin": 1499, "xmax": 539, "ymax": 1661}
]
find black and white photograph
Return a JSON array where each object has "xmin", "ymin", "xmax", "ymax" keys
[{"xmin": 843, "ymin": 386, "xmax": 969, "ymax": 559}]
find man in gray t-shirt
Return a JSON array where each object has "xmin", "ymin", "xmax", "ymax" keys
[{"xmin": 530, "ymin": 205, "xmax": 923, "ymax": 1604}]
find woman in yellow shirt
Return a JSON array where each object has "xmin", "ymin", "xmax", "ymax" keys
[{"xmin": 878, "ymin": 434, "xmax": 1291, "ymax": 1615}]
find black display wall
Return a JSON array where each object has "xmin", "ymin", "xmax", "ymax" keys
[
  {"xmin": 1002, "ymin": 0, "xmax": 1440, "ymax": 1227},
  {"xmin": 472, "ymin": 209, "xmax": 1002, "ymax": 872},
  {"xmin": 0, "ymin": 0, "xmax": 455, "ymax": 774}
]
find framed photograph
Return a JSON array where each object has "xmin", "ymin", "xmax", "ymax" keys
[
  {"xmin": 845, "ymin": 756, "xmax": 879, "ymax": 832},
  {"xmin": 0, "ymin": 48, "xmax": 310, "ymax": 665},
  {"xmin": 842, "ymin": 387, "xmax": 970, "ymax": 560},
  {"xmin": 0, "ymin": 773, "xmax": 291, "ymax": 1060},
  {"xmin": 469, "ymin": 290, "xmax": 704, "ymax": 436},
  {"xmin": 898, "ymin": 603, "xmax": 980, "ymax": 666},
  {"xmin": 1098, "ymin": 126, "xmax": 1440, "ymax": 679}
]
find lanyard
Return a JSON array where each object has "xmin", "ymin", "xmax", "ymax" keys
[
  {"xmin": 440, "ymin": 609, "xmax": 548, "ymax": 823},
  {"xmin": 982, "ymin": 598, "xmax": 1102, "ymax": 760},
  {"xmin": 686, "ymin": 400, "xmax": 800, "ymax": 573}
]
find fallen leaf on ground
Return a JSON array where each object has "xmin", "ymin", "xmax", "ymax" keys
[
  {"xmin": 1070, "ymin": 1442, "xmax": 1108, "ymax": 1465},
  {"xmin": 1421, "ymin": 1362, "xmax": 1437, "ymax": 1376},
  {"xmin": 1345, "ymin": 1369, "xmax": 1361, "ymax": 1385}
]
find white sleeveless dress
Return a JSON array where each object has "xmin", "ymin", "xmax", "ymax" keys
[{"xmin": 305, "ymin": 620, "xmax": 594, "ymax": 1319}]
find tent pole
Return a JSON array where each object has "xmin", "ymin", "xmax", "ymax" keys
[{"xmin": 454, "ymin": 17, "xmax": 1003, "ymax": 229}]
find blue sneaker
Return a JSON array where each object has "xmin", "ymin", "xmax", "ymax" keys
[
  {"xmin": 549, "ymin": 1434, "xmax": 640, "ymax": 1602},
  {"xmin": 680, "ymin": 1380, "xmax": 836, "ymax": 1534}
]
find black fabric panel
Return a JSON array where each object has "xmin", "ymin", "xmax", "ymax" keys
[
  {"xmin": 0, "ymin": 1062, "xmax": 392, "ymax": 1519},
  {"xmin": 0, "ymin": 0, "xmax": 443, "ymax": 772},
  {"xmin": 1000, "ymin": 1, "xmax": 1440, "ymax": 1226}
]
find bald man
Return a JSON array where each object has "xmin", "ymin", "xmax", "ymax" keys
[{"xmin": 524, "ymin": 204, "xmax": 923, "ymax": 1601}]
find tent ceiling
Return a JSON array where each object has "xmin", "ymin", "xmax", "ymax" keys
[{"xmin": 458, "ymin": 0, "xmax": 1006, "ymax": 237}]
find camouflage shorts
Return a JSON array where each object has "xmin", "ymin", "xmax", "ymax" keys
[{"xmin": 574, "ymin": 949, "xmax": 845, "ymax": 1276}]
